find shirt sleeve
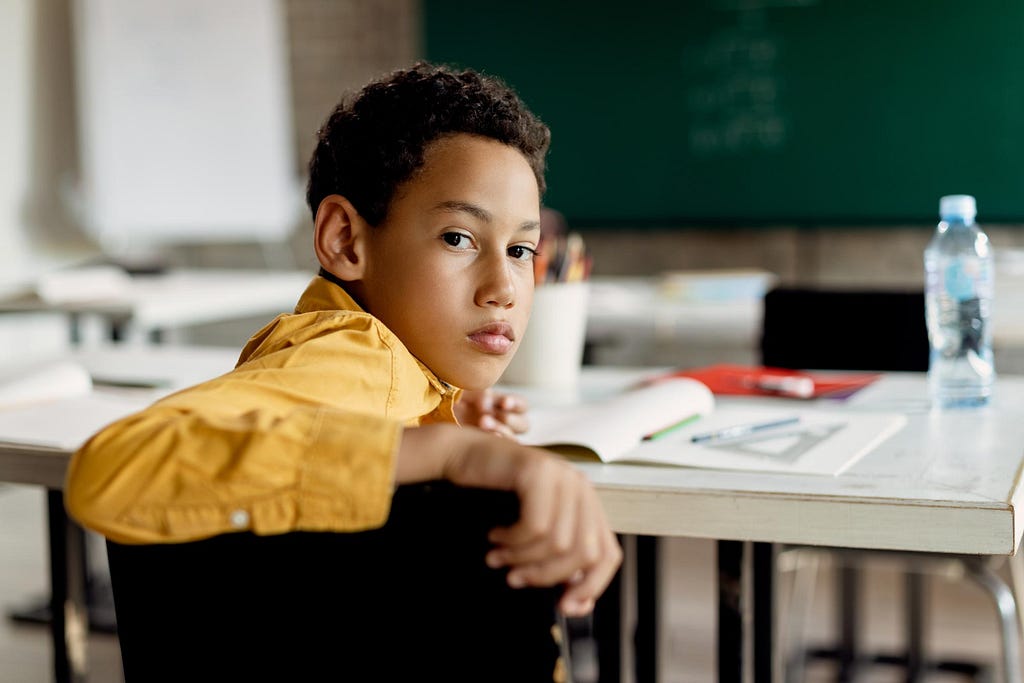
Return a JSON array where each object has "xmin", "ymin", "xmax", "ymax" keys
[
  {"xmin": 65, "ymin": 400, "xmax": 401, "ymax": 545},
  {"xmin": 64, "ymin": 318, "xmax": 410, "ymax": 545}
]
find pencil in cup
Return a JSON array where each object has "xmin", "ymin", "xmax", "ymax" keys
[{"xmin": 535, "ymin": 232, "xmax": 591, "ymax": 284}]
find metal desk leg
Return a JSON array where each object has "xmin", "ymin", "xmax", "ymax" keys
[
  {"xmin": 718, "ymin": 540, "xmax": 743, "ymax": 683},
  {"xmin": 836, "ymin": 565, "xmax": 861, "ymax": 681},
  {"xmin": 594, "ymin": 533, "xmax": 659, "ymax": 683},
  {"xmin": 595, "ymin": 548, "xmax": 623, "ymax": 683},
  {"xmin": 46, "ymin": 489, "xmax": 88, "ymax": 683},
  {"xmin": 905, "ymin": 571, "xmax": 924, "ymax": 681},
  {"xmin": 753, "ymin": 542, "xmax": 778, "ymax": 683},
  {"xmin": 635, "ymin": 535, "xmax": 659, "ymax": 683},
  {"xmin": 718, "ymin": 540, "xmax": 777, "ymax": 683}
]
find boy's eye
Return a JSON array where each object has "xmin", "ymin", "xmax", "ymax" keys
[
  {"xmin": 442, "ymin": 232, "xmax": 471, "ymax": 249},
  {"xmin": 508, "ymin": 245, "xmax": 538, "ymax": 261}
]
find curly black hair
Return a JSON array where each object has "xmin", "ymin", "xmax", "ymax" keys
[{"xmin": 305, "ymin": 61, "xmax": 551, "ymax": 225}]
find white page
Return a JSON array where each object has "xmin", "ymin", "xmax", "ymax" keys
[
  {"xmin": 624, "ymin": 406, "xmax": 907, "ymax": 476},
  {"xmin": 0, "ymin": 360, "xmax": 93, "ymax": 409},
  {"xmin": 521, "ymin": 378, "xmax": 716, "ymax": 461}
]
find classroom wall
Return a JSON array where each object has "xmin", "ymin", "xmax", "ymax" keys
[
  {"xmin": 279, "ymin": 0, "xmax": 1024, "ymax": 290},
  {"xmin": 0, "ymin": 0, "xmax": 96, "ymax": 297},
  {"xmin": 7, "ymin": 1, "xmax": 1024, "ymax": 355},
  {"xmin": 275, "ymin": 0, "xmax": 1024, "ymax": 376},
  {"xmin": 11, "ymin": 0, "xmax": 1023, "ymax": 289}
]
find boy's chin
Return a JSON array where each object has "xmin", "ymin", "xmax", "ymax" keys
[
  {"xmin": 451, "ymin": 375, "xmax": 501, "ymax": 393},
  {"xmin": 442, "ymin": 365, "xmax": 507, "ymax": 392}
]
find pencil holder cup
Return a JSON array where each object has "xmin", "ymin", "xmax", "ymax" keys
[{"xmin": 501, "ymin": 281, "xmax": 590, "ymax": 391}]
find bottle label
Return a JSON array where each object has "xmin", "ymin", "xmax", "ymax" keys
[
  {"xmin": 944, "ymin": 261, "xmax": 974, "ymax": 300},
  {"xmin": 943, "ymin": 258, "xmax": 991, "ymax": 301}
]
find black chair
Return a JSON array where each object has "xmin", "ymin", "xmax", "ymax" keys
[
  {"xmin": 761, "ymin": 286, "xmax": 1020, "ymax": 682},
  {"xmin": 106, "ymin": 482, "xmax": 566, "ymax": 682},
  {"xmin": 760, "ymin": 287, "xmax": 930, "ymax": 374}
]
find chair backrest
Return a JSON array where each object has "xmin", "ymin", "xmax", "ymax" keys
[
  {"xmin": 760, "ymin": 287, "xmax": 929, "ymax": 372},
  {"xmin": 106, "ymin": 482, "xmax": 562, "ymax": 682}
]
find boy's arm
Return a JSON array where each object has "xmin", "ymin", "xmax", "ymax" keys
[
  {"xmin": 65, "ymin": 399, "xmax": 401, "ymax": 545},
  {"xmin": 396, "ymin": 423, "xmax": 622, "ymax": 617}
]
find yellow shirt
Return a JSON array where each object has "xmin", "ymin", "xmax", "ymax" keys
[{"xmin": 64, "ymin": 275, "xmax": 461, "ymax": 545}]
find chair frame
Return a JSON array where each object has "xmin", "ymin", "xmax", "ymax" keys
[{"xmin": 761, "ymin": 286, "xmax": 1022, "ymax": 683}]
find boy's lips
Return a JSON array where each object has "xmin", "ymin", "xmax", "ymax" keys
[{"xmin": 467, "ymin": 322, "xmax": 515, "ymax": 354}]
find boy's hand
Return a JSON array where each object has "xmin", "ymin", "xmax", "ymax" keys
[
  {"xmin": 455, "ymin": 388, "xmax": 529, "ymax": 439},
  {"xmin": 397, "ymin": 424, "xmax": 622, "ymax": 617},
  {"xmin": 485, "ymin": 449, "xmax": 621, "ymax": 616}
]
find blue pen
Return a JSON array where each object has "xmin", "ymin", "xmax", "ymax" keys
[{"xmin": 689, "ymin": 416, "xmax": 800, "ymax": 444}]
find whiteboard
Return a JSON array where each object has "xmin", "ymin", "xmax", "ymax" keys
[{"xmin": 70, "ymin": 0, "xmax": 299, "ymax": 252}]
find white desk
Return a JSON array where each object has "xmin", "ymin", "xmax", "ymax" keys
[
  {"xmin": 0, "ymin": 346, "xmax": 241, "ymax": 490},
  {"xmin": 585, "ymin": 275, "xmax": 765, "ymax": 367},
  {"xmin": 0, "ymin": 268, "xmax": 312, "ymax": 345},
  {"xmin": 0, "ymin": 346, "xmax": 239, "ymax": 683},
  {"xmin": 564, "ymin": 368, "xmax": 1024, "ymax": 556},
  {"xmin": 0, "ymin": 270, "xmax": 310, "ymax": 680},
  {"xmin": 3, "ymin": 358, "xmax": 1024, "ymax": 681},
  {"xmin": 515, "ymin": 368, "xmax": 1024, "ymax": 681}
]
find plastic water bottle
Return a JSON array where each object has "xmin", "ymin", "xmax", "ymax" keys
[{"xmin": 924, "ymin": 194, "xmax": 995, "ymax": 408}]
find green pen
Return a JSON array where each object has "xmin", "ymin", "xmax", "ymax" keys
[{"xmin": 642, "ymin": 413, "xmax": 702, "ymax": 442}]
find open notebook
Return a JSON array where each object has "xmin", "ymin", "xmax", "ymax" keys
[{"xmin": 519, "ymin": 377, "xmax": 906, "ymax": 476}]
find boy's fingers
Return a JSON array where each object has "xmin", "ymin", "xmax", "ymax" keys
[
  {"xmin": 489, "ymin": 462, "xmax": 562, "ymax": 546},
  {"xmin": 476, "ymin": 389, "xmax": 495, "ymax": 412},
  {"xmin": 502, "ymin": 527, "xmax": 619, "ymax": 596},
  {"xmin": 497, "ymin": 393, "xmax": 527, "ymax": 413},
  {"xmin": 501, "ymin": 526, "xmax": 610, "ymax": 586},
  {"xmin": 478, "ymin": 415, "xmax": 516, "ymax": 439},
  {"xmin": 495, "ymin": 523, "xmax": 610, "ymax": 587},
  {"xmin": 487, "ymin": 533, "xmax": 558, "ymax": 569},
  {"xmin": 506, "ymin": 553, "xmax": 582, "ymax": 589},
  {"xmin": 558, "ymin": 533, "xmax": 622, "ymax": 615},
  {"xmin": 495, "ymin": 409, "xmax": 530, "ymax": 434}
]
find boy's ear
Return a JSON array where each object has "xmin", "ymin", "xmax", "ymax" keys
[{"xmin": 313, "ymin": 195, "xmax": 370, "ymax": 280}]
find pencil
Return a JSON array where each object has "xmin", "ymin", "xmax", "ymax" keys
[{"xmin": 642, "ymin": 413, "xmax": 702, "ymax": 442}]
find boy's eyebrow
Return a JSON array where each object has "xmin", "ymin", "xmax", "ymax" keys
[{"xmin": 432, "ymin": 200, "xmax": 541, "ymax": 232}]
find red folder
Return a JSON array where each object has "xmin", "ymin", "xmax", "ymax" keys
[{"xmin": 644, "ymin": 363, "xmax": 880, "ymax": 400}]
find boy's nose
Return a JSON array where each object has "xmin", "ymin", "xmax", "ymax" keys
[{"xmin": 476, "ymin": 258, "xmax": 516, "ymax": 308}]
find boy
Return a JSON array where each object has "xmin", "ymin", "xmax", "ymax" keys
[{"xmin": 65, "ymin": 62, "xmax": 621, "ymax": 673}]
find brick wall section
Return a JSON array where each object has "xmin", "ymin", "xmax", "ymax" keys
[
  {"xmin": 285, "ymin": 0, "xmax": 420, "ymax": 172},
  {"xmin": 279, "ymin": 0, "xmax": 419, "ymax": 266}
]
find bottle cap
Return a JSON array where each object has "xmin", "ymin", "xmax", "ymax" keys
[{"xmin": 939, "ymin": 194, "xmax": 977, "ymax": 220}]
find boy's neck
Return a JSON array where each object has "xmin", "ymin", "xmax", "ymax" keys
[
  {"xmin": 318, "ymin": 267, "xmax": 372, "ymax": 314},
  {"xmin": 318, "ymin": 266, "xmax": 347, "ymax": 289}
]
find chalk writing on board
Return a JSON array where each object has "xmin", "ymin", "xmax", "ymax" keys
[{"xmin": 683, "ymin": 15, "xmax": 787, "ymax": 156}]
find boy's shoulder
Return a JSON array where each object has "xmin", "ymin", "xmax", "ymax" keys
[{"xmin": 240, "ymin": 307, "xmax": 401, "ymax": 365}]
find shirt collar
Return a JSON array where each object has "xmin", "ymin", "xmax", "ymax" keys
[{"xmin": 299, "ymin": 270, "xmax": 459, "ymax": 399}]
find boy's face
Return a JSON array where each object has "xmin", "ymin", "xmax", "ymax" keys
[{"xmin": 358, "ymin": 134, "xmax": 541, "ymax": 391}]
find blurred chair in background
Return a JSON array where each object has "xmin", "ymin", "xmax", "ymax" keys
[{"xmin": 760, "ymin": 286, "xmax": 1021, "ymax": 683}]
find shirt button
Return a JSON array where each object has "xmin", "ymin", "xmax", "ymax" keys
[{"xmin": 229, "ymin": 509, "xmax": 250, "ymax": 529}]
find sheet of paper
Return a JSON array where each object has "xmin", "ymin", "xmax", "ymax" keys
[
  {"xmin": 623, "ymin": 406, "xmax": 907, "ymax": 476},
  {"xmin": 521, "ymin": 378, "xmax": 716, "ymax": 461},
  {"xmin": 0, "ymin": 360, "xmax": 93, "ymax": 409}
]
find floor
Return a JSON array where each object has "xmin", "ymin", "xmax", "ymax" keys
[{"xmin": 0, "ymin": 484, "xmax": 1013, "ymax": 683}]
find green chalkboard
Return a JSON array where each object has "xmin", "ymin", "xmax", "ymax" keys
[{"xmin": 423, "ymin": 0, "xmax": 1024, "ymax": 226}]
